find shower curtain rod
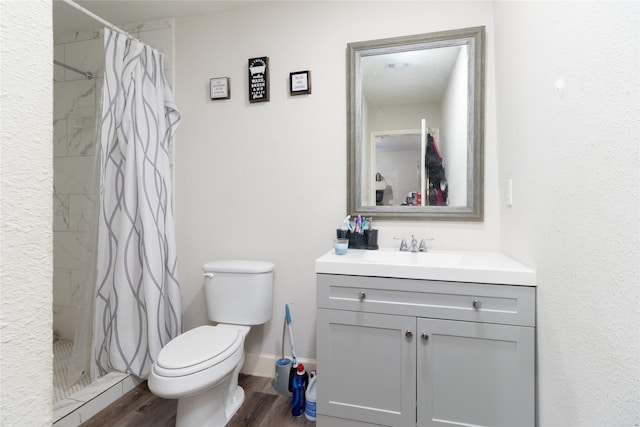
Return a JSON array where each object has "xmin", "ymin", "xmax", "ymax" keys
[
  {"xmin": 59, "ymin": 0, "xmax": 141, "ymax": 43},
  {"xmin": 54, "ymin": 59, "xmax": 93, "ymax": 80}
]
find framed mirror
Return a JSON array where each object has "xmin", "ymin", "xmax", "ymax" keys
[{"xmin": 347, "ymin": 26, "xmax": 485, "ymax": 221}]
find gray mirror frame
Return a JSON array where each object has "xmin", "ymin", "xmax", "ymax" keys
[{"xmin": 347, "ymin": 26, "xmax": 485, "ymax": 221}]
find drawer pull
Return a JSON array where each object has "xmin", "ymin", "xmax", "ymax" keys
[
  {"xmin": 405, "ymin": 330, "xmax": 413, "ymax": 338},
  {"xmin": 472, "ymin": 299, "xmax": 481, "ymax": 310},
  {"xmin": 358, "ymin": 291, "xmax": 366, "ymax": 301},
  {"xmin": 421, "ymin": 332, "xmax": 429, "ymax": 342}
]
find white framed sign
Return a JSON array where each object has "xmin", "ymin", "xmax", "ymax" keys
[
  {"xmin": 210, "ymin": 77, "xmax": 230, "ymax": 100},
  {"xmin": 290, "ymin": 70, "xmax": 311, "ymax": 95}
]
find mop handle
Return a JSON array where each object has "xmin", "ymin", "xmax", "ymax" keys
[{"xmin": 285, "ymin": 304, "xmax": 297, "ymax": 361}]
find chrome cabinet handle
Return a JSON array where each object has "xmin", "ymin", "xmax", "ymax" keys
[
  {"xmin": 358, "ymin": 291, "xmax": 366, "ymax": 301},
  {"xmin": 473, "ymin": 299, "xmax": 481, "ymax": 309},
  {"xmin": 405, "ymin": 330, "xmax": 413, "ymax": 338},
  {"xmin": 421, "ymin": 332, "xmax": 429, "ymax": 342}
]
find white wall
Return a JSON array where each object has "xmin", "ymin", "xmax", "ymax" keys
[
  {"xmin": 494, "ymin": 2, "xmax": 640, "ymax": 426},
  {"xmin": 0, "ymin": 1, "xmax": 53, "ymax": 425},
  {"xmin": 441, "ymin": 45, "xmax": 468, "ymax": 206},
  {"xmin": 367, "ymin": 102, "xmax": 441, "ymax": 131},
  {"xmin": 174, "ymin": 1, "xmax": 496, "ymax": 366}
]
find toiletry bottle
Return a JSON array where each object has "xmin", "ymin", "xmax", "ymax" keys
[{"xmin": 291, "ymin": 363, "xmax": 308, "ymax": 417}]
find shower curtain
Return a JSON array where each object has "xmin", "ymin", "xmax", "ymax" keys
[{"xmin": 94, "ymin": 29, "xmax": 182, "ymax": 379}]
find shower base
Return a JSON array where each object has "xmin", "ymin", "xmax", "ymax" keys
[
  {"xmin": 53, "ymin": 339, "xmax": 91, "ymax": 405},
  {"xmin": 53, "ymin": 339, "xmax": 142, "ymax": 426}
]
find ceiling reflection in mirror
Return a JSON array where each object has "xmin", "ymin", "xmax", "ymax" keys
[{"xmin": 348, "ymin": 27, "xmax": 485, "ymax": 221}]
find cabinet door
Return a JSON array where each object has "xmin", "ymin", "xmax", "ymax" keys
[
  {"xmin": 317, "ymin": 308, "xmax": 416, "ymax": 427},
  {"xmin": 417, "ymin": 318, "xmax": 535, "ymax": 427}
]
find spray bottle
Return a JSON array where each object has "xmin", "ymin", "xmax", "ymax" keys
[{"xmin": 291, "ymin": 363, "xmax": 308, "ymax": 417}]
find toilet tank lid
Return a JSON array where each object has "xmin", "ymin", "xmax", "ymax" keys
[{"xmin": 203, "ymin": 260, "xmax": 274, "ymax": 274}]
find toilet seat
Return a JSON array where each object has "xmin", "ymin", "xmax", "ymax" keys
[{"xmin": 154, "ymin": 325, "xmax": 242, "ymax": 377}]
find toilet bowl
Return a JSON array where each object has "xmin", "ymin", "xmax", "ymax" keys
[
  {"xmin": 148, "ymin": 324, "xmax": 249, "ymax": 426},
  {"xmin": 148, "ymin": 260, "xmax": 274, "ymax": 427}
]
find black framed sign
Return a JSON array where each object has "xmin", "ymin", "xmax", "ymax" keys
[
  {"xmin": 210, "ymin": 77, "xmax": 230, "ymax": 100},
  {"xmin": 248, "ymin": 57, "xmax": 269, "ymax": 103},
  {"xmin": 290, "ymin": 70, "xmax": 311, "ymax": 95}
]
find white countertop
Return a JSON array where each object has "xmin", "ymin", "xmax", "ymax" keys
[{"xmin": 315, "ymin": 249, "xmax": 536, "ymax": 286}]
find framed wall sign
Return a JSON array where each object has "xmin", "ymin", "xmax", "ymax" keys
[
  {"xmin": 248, "ymin": 57, "xmax": 270, "ymax": 103},
  {"xmin": 210, "ymin": 77, "xmax": 230, "ymax": 100},
  {"xmin": 290, "ymin": 70, "xmax": 311, "ymax": 95}
]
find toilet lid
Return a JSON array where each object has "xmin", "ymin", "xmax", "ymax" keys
[
  {"xmin": 155, "ymin": 326, "xmax": 241, "ymax": 376},
  {"xmin": 203, "ymin": 260, "xmax": 274, "ymax": 274}
]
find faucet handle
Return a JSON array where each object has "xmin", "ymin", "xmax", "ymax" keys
[
  {"xmin": 418, "ymin": 238, "xmax": 434, "ymax": 252},
  {"xmin": 393, "ymin": 237, "xmax": 408, "ymax": 252}
]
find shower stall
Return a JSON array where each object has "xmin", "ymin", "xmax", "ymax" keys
[
  {"xmin": 52, "ymin": 22, "xmax": 103, "ymax": 410},
  {"xmin": 52, "ymin": 4, "xmax": 177, "ymax": 423}
]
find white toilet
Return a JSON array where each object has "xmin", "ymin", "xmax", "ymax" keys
[{"xmin": 148, "ymin": 260, "xmax": 274, "ymax": 427}]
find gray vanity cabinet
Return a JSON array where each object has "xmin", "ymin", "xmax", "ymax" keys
[
  {"xmin": 416, "ymin": 318, "xmax": 535, "ymax": 426},
  {"xmin": 316, "ymin": 273, "xmax": 536, "ymax": 427},
  {"xmin": 316, "ymin": 308, "xmax": 417, "ymax": 427}
]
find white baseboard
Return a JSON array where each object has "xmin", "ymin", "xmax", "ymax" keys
[{"xmin": 241, "ymin": 352, "xmax": 317, "ymax": 378}]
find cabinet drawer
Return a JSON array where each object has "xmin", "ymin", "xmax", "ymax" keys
[{"xmin": 317, "ymin": 274, "xmax": 535, "ymax": 327}]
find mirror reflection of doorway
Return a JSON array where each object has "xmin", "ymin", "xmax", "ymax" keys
[
  {"xmin": 372, "ymin": 127, "xmax": 442, "ymax": 207},
  {"xmin": 373, "ymin": 131, "xmax": 420, "ymax": 206}
]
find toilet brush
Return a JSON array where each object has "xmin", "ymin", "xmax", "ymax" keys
[
  {"xmin": 285, "ymin": 304, "xmax": 298, "ymax": 393},
  {"xmin": 274, "ymin": 311, "xmax": 292, "ymax": 396}
]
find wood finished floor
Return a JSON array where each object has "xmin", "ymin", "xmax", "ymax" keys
[{"xmin": 81, "ymin": 374, "xmax": 315, "ymax": 427}]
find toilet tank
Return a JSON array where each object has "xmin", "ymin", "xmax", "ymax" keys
[{"xmin": 203, "ymin": 260, "xmax": 274, "ymax": 325}]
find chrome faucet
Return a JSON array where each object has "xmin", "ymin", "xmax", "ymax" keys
[
  {"xmin": 408, "ymin": 235, "xmax": 419, "ymax": 252},
  {"xmin": 395, "ymin": 235, "xmax": 432, "ymax": 252}
]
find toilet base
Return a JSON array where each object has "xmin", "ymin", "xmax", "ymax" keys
[
  {"xmin": 225, "ymin": 384, "xmax": 245, "ymax": 422},
  {"xmin": 175, "ymin": 379, "xmax": 245, "ymax": 427},
  {"xmin": 151, "ymin": 325, "xmax": 251, "ymax": 427},
  {"xmin": 174, "ymin": 337, "xmax": 247, "ymax": 427}
]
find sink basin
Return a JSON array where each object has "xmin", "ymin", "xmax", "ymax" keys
[
  {"xmin": 315, "ymin": 248, "xmax": 536, "ymax": 285},
  {"xmin": 345, "ymin": 249, "xmax": 465, "ymax": 267}
]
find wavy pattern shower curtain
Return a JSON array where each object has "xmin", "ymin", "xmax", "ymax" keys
[{"xmin": 94, "ymin": 29, "xmax": 182, "ymax": 378}]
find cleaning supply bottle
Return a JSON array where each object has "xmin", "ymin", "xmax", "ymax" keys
[
  {"xmin": 304, "ymin": 370, "xmax": 317, "ymax": 421},
  {"xmin": 291, "ymin": 363, "xmax": 308, "ymax": 417}
]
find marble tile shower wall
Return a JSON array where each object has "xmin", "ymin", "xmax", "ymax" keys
[{"xmin": 53, "ymin": 19, "xmax": 175, "ymax": 339}]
